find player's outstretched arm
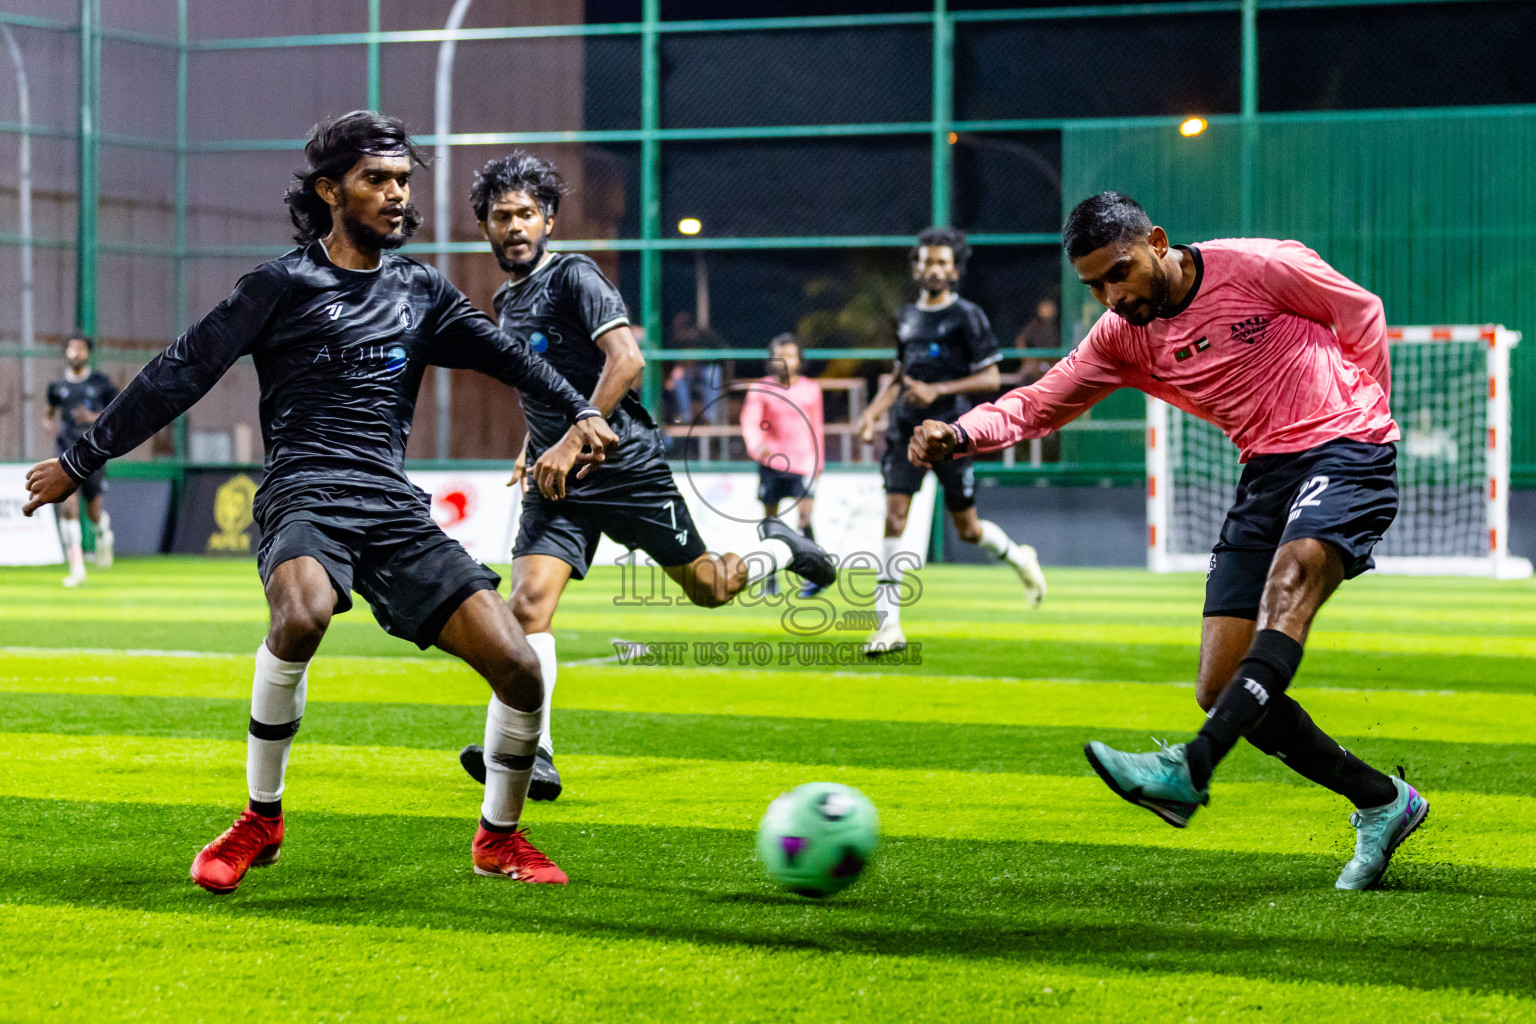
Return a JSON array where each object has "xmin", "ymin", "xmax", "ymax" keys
[
  {"xmin": 952, "ymin": 333, "xmax": 1129, "ymax": 454},
  {"xmin": 425, "ymin": 280, "xmax": 601, "ymax": 426},
  {"xmin": 25, "ymin": 264, "xmax": 282, "ymax": 514}
]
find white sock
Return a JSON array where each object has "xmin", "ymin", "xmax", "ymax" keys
[
  {"xmin": 246, "ymin": 641, "xmax": 309, "ymax": 806},
  {"xmin": 975, "ymin": 519, "xmax": 1012, "ymax": 560},
  {"xmin": 481, "ymin": 695, "xmax": 541, "ymax": 829},
  {"xmin": 745, "ymin": 537, "xmax": 794, "ymax": 586},
  {"xmin": 96, "ymin": 511, "xmax": 113, "ymax": 542},
  {"xmin": 526, "ymin": 632, "xmax": 558, "ymax": 756},
  {"xmin": 877, "ymin": 536, "xmax": 907, "ymax": 630},
  {"xmin": 60, "ymin": 519, "xmax": 84, "ymax": 576}
]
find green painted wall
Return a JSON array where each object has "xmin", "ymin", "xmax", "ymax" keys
[{"xmin": 1062, "ymin": 109, "xmax": 1536, "ymax": 482}]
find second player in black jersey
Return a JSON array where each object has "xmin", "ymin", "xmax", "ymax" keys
[
  {"xmin": 25, "ymin": 112, "xmax": 619, "ymax": 891},
  {"xmin": 854, "ymin": 227, "xmax": 1048, "ymax": 655},
  {"xmin": 455, "ymin": 152, "xmax": 836, "ymax": 800},
  {"xmin": 44, "ymin": 333, "xmax": 118, "ymax": 585}
]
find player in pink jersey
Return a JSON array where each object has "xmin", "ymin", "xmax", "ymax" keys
[
  {"xmin": 909, "ymin": 193, "xmax": 1427, "ymax": 890},
  {"xmin": 741, "ymin": 334, "xmax": 825, "ymax": 596}
]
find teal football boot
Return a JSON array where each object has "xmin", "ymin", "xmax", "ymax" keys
[
  {"xmin": 1084, "ymin": 739, "xmax": 1210, "ymax": 828},
  {"xmin": 1336, "ymin": 776, "xmax": 1428, "ymax": 890}
]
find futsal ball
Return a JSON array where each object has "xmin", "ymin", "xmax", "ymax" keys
[{"xmin": 756, "ymin": 782, "xmax": 879, "ymax": 897}]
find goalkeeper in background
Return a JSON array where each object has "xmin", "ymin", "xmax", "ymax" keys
[
  {"xmin": 741, "ymin": 333, "xmax": 824, "ymax": 596},
  {"xmin": 910, "ymin": 192, "xmax": 1422, "ymax": 891}
]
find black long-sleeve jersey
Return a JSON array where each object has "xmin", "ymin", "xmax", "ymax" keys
[
  {"xmin": 47, "ymin": 371, "xmax": 119, "ymax": 448},
  {"xmin": 61, "ymin": 243, "xmax": 597, "ymax": 521},
  {"xmin": 889, "ymin": 296, "xmax": 1001, "ymax": 436}
]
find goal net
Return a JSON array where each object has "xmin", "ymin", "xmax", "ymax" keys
[{"xmin": 1147, "ymin": 325, "xmax": 1531, "ymax": 579}]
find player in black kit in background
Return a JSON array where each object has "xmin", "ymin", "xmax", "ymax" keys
[
  {"xmin": 455, "ymin": 152, "xmax": 836, "ymax": 800},
  {"xmin": 44, "ymin": 334, "xmax": 118, "ymax": 585},
  {"xmin": 855, "ymin": 228, "xmax": 1047, "ymax": 655},
  {"xmin": 23, "ymin": 112, "xmax": 619, "ymax": 892}
]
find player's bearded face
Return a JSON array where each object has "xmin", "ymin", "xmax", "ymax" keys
[
  {"xmin": 486, "ymin": 198, "xmax": 551, "ymax": 274},
  {"xmin": 64, "ymin": 340, "xmax": 89, "ymax": 370},
  {"xmin": 337, "ymin": 188, "xmax": 419, "ymax": 252}
]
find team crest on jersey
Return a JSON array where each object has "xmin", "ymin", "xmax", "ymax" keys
[
  {"xmin": 396, "ymin": 300, "xmax": 417, "ymax": 332},
  {"xmin": 1173, "ymin": 337, "xmax": 1211, "ymax": 362},
  {"xmin": 1231, "ymin": 315, "xmax": 1270, "ymax": 345}
]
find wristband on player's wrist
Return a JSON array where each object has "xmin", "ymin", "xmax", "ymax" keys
[
  {"xmin": 574, "ymin": 408, "xmax": 602, "ymax": 422},
  {"xmin": 951, "ymin": 422, "xmax": 972, "ymax": 456}
]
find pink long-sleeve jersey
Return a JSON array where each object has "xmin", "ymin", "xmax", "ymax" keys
[
  {"xmin": 740, "ymin": 375, "xmax": 825, "ymax": 476},
  {"xmin": 957, "ymin": 239, "xmax": 1399, "ymax": 462}
]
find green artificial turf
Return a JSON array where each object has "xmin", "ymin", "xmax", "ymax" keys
[{"xmin": 0, "ymin": 557, "xmax": 1532, "ymax": 1022}]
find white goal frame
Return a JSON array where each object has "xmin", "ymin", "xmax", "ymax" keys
[{"xmin": 1147, "ymin": 324, "xmax": 1532, "ymax": 579}]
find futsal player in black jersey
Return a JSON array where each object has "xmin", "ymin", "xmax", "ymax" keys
[
  {"xmin": 23, "ymin": 112, "xmax": 619, "ymax": 891},
  {"xmin": 44, "ymin": 334, "xmax": 118, "ymax": 585},
  {"xmin": 854, "ymin": 228, "xmax": 1047, "ymax": 654},
  {"xmin": 454, "ymin": 153, "xmax": 836, "ymax": 799}
]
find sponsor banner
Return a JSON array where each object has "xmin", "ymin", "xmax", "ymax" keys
[
  {"xmin": 171, "ymin": 469, "xmax": 265, "ymax": 555},
  {"xmin": 0, "ymin": 463, "xmax": 65, "ymax": 565},
  {"xmin": 502, "ymin": 469, "xmax": 936, "ymax": 570},
  {"xmin": 406, "ymin": 470, "xmax": 520, "ymax": 562}
]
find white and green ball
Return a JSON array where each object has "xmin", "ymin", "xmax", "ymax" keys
[{"xmin": 756, "ymin": 782, "xmax": 879, "ymax": 897}]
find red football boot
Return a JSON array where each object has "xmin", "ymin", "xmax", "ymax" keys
[
  {"xmin": 472, "ymin": 825, "xmax": 568, "ymax": 884},
  {"xmin": 190, "ymin": 809, "xmax": 284, "ymax": 894}
]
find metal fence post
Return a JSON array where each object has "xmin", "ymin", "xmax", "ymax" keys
[
  {"xmin": 1239, "ymin": 0, "xmax": 1257, "ymax": 235},
  {"xmin": 366, "ymin": 0, "xmax": 380, "ymax": 111},
  {"xmin": 639, "ymin": 0, "xmax": 662, "ymax": 415},
  {"xmin": 173, "ymin": 0, "xmax": 188, "ymax": 461},
  {"xmin": 930, "ymin": 0, "xmax": 952, "ymax": 228},
  {"xmin": 75, "ymin": 0, "xmax": 98, "ymax": 337}
]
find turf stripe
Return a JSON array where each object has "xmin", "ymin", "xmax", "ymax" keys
[
  {"xmin": 7, "ymin": 900, "xmax": 1533, "ymax": 1022},
  {"xmin": 6, "ymin": 651, "xmax": 1536, "ymax": 745},
  {"xmin": 4, "ymin": 805, "xmax": 1536, "ymax": 1009},
  {"xmin": 6, "ymin": 692, "xmax": 1534, "ymax": 798},
  {"xmin": 2, "ymin": 732, "xmax": 1531, "ymax": 869}
]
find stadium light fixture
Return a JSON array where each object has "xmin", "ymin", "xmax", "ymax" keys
[
  {"xmin": 678, "ymin": 217, "xmax": 702, "ymax": 235},
  {"xmin": 1179, "ymin": 117, "xmax": 1208, "ymax": 137}
]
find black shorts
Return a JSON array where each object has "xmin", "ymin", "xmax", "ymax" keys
[
  {"xmin": 1204, "ymin": 439, "xmax": 1398, "ymax": 619},
  {"xmin": 514, "ymin": 458, "xmax": 708, "ymax": 578},
  {"xmin": 758, "ymin": 464, "xmax": 813, "ymax": 506},
  {"xmin": 882, "ymin": 440, "xmax": 976, "ymax": 513},
  {"xmin": 256, "ymin": 503, "xmax": 501, "ymax": 649}
]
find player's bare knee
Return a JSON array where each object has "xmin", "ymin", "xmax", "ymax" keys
[
  {"xmin": 509, "ymin": 587, "xmax": 553, "ymax": 634},
  {"xmin": 485, "ymin": 643, "xmax": 543, "ymax": 710},
  {"xmin": 268, "ymin": 593, "xmax": 331, "ymax": 658},
  {"xmin": 885, "ymin": 513, "xmax": 908, "ymax": 537}
]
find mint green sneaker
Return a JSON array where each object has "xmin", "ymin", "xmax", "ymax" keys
[
  {"xmin": 1084, "ymin": 739, "xmax": 1210, "ymax": 828},
  {"xmin": 1336, "ymin": 776, "xmax": 1428, "ymax": 890}
]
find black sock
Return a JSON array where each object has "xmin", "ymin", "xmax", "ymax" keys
[
  {"xmin": 801, "ymin": 524, "xmax": 815, "ymax": 543},
  {"xmin": 249, "ymin": 797, "xmax": 282, "ymax": 819},
  {"xmin": 1246, "ymin": 695, "xmax": 1398, "ymax": 808},
  {"xmin": 479, "ymin": 815, "xmax": 518, "ymax": 834},
  {"xmin": 1187, "ymin": 628, "xmax": 1305, "ymax": 789}
]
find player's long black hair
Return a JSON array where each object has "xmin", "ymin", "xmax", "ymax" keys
[
  {"xmin": 469, "ymin": 151, "xmax": 568, "ymax": 222},
  {"xmin": 910, "ymin": 226, "xmax": 971, "ymax": 276},
  {"xmin": 285, "ymin": 111, "xmax": 427, "ymax": 245},
  {"xmin": 1062, "ymin": 191, "xmax": 1153, "ymax": 260}
]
